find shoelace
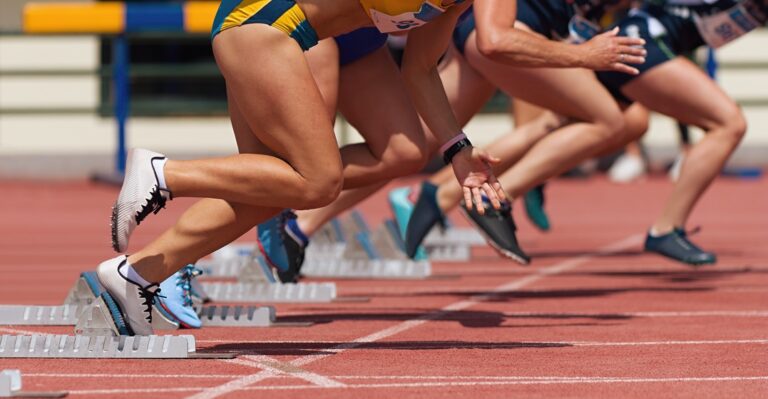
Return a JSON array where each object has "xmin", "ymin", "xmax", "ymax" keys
[
  {"xmin": 177, "ymin": 265, "xmax": 203, "ymax": 307},
  {"xmin": 137, "ymin": 283, "xmax": 164, "ymax": 323},
  {"xmin": 135, "ymin": 186, "xmax": 168, "ymax": 226}
]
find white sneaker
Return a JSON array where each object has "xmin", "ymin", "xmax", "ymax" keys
[
  {"xmin": 96, "ymin": 255, "xmax": 159, "ymax": 336},
  {"xmin": 111, "ymin": 149, "xmax": 171, "ymax": 252},
  {"xmin": 608, "ymin": 153, "xmax": 646, "ymax": 183}
]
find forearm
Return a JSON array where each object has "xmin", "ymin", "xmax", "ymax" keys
[
  {"xmin": 477, "ymin": 28, "xmax": 587, "ymax": 68},
  {"xmin": 402, "ymin": 64, "xmax": 462, "ymax": 145}
]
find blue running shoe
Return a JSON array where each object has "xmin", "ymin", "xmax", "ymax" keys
[
  {"xmin": 257, "ymin": 210, "xmax": 307, "ymax": 283},
  {"xmin": 388, "ymin": 187, "xmax": 428, "ymax": 260},
  {"xmin": 523, "ymin": 184, "xmax": 551, "ymax": 232},
  {"xmin": 156, "ymin": 266, "xmax": 202, "ymax": 329},
  {"xmin": 644, "ymin": 227, "xmax": 716, "ymax": 266}
]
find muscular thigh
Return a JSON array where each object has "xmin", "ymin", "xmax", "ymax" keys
[{"xmin": 213, "ymin": 24, "xmax": 340, "ymax": 171}]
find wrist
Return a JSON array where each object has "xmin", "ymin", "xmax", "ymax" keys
[{"xmin": 442, "ymin": 133, "xmax": 473, "ymax": 164}]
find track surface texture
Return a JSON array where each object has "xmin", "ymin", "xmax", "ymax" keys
[{"xmin": 0, "ymin": 176, "xmax": 766, "ymax": 398}]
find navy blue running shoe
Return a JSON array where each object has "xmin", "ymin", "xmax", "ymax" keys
[
  {"xmin": 403, "ymin": 182, "xmax": 446, "ymax": 259},
  {"xmin": 257, "ymin": 210, "xmax": 307, "ymax": 283},
  {"xmin": 644, "ymin": 227, "xmax": 716, "ymax": 266},
  {"xmin": 523, "ymin": 184, "xmax": 550, "ymax": 232},
  {"xmin": 460, "ymin": 200, "xmax": 530, "ymax": 265}
]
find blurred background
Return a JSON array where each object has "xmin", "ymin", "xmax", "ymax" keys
[{"xmin": 0, "ymin": 0, "xmax": 766, "ymax": 179}]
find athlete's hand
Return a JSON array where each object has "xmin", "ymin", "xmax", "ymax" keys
[
  {"xmin": 451, "ymin": 147, "xmax": 506, "ymax": 215},
  {"xmin": 579, "ymin": 27, "xmax": 646, "ymax": 75}
]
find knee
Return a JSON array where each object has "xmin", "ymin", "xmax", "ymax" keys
[
  {"xmin": 622, "ymin": 111, "xmax": 649, "ymax": 144},
  {"xmin": 381, "ymin": 135, "xmax": 429, "ymax": 176},
  {"xmin": 595, "ymin": 111, "xmax": 627, "ymax": 143},
  {"xmin": 295, "ymin": 164, "xmax": 343, "ymax": 210},
  {"xmin": 718, "ymin": 106, "xmax": 747, "ymax": 143}
]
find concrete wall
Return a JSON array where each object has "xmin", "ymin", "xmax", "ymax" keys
[{"xmin": 1, "ymin": 30, "xmax": 767, "ymax": 178}]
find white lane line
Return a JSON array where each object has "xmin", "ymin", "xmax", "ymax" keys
[
  {"xmin": 24, "ymin": 372, "xmax": 768, "ymax": 381},
  {"xmin": 187, "ymin": 234, "xmax": 643, "ymax": 399},
  {"xmin": 66, "ymin": 376, "xmax": 768, "ymax": 395},
  {"xmin": 500, "ymin": 310, "xmax": 768, "ymax": 318},
  {"xmin": 198, "ymin": 337, "xmax": 768, "ymax": 345},
  {"xmin": 225, "ymin": 356, "xmax": 345, "ymax": 387}
]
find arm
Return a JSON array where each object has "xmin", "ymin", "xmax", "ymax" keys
[
  {"xmin": 402, "ymin": 3, "xmax": 505, "ymax": 210},
  {"xmin": 473, "ymin": 0, "xmax": 646, "ymax": 74}
]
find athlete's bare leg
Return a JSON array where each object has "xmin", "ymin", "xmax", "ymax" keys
[
  {"xmin": 127, "ymin": 26, "xmax": 343, "ymax": 282},
  {"xmin": 621, "ymin": 57, "xmax": 746, "ymax": 232}
]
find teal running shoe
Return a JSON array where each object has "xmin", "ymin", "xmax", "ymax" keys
[
  {"xmin": 523, "ymin": 184, "xmax": 550, "ymax": 232},
  {"xmin": 644, "ymin": 227, "xmax": 716, "ymax": 266},
  {"xmin": 388, "ymin": 187, "xmax": 428, "ymax": 260},
  {"xmin": 256, "ymin": 210, "xmax": 306, "ymax": 283},
  {"xmin": 156, "ymin": 265, "xmax": 202, "ymax": 329}
]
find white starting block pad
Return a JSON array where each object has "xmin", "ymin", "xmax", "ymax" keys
[
  {"xmin": 201, "ymin": 282, "xmax": 337, "ymax": 303},
  {"xmin": 0, "ymin": 303, "xmax": 288, "ymax": 329},
  {"xmin": 0, "ymin": 334, "xmax": 215, "ymax": 359},
  {"xmin": 1, "ymin": 370, "xmax": 68, "ymax": 398}
]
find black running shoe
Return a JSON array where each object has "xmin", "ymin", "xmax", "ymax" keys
[
  {"xmin": 644, "ymin": 227, "xmax": 716, "ymax": 266},
  {"xmin": 459, "ymin": 201, "xmax": 530, "ymax": 265},
  {"xmin": 404, "ymin": 182, "xmax": 446, "ymax": 258}
]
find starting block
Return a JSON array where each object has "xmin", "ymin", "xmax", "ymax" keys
[
  {"xmin": 0, "ymin": 334, "xmax": 220, "ymax": 359},
  {"xmin": 0, "ymin": 272, "xmax": 293, "ymax": 329},
  {"xmin": 201, "ymin": 281, "xmax": 337, "ymax": 303},
  {"xmin": 1, "ymin": 370, "xmax": 67, "ymax": 398}
]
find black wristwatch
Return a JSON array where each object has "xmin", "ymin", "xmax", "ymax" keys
[{"xmin": 443, "ymin": 138, "xmax": 473, "ymax": 164}]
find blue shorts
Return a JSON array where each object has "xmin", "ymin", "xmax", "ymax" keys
[
  {"xmin": 453, "ymin": 0, "xmax": 574, "ymax": 53},
  {"xmin": 334, "ymin": 27, "xmax": 388, "ymax": 66},
  {"xmin": 597, "ymin": 5, "xmax": 705, "ymax": 103}
]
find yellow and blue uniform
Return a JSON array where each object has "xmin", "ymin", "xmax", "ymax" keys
[
  {"xmin": 212, "ymin": 0, "xmax": 466, "ymax": 51},
  {"xmin": 211, "ymin": 0, "xmax": 318, "ymax": 50}
]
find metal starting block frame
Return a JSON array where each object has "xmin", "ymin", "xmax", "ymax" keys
[
  {"xmin": 201, "ymin": 281, "xmax": 337, "ymax": 303},
  {"xmin": 1, "ymin": 370, "xmax": 68, "ymax": 398},
  {"xmin": 0, "ymin": 273, "xmax": 290, "ymax": 329},
  {"xmin": 0, "ymin": 334, "xmax": 219, "ymax": 359}
]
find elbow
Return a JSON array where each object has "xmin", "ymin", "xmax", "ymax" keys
[{"xmin": 476, "ymin": 31, "xmax": 504, "ymax": 59}]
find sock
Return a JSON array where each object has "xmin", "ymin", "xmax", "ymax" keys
[
  {"xmin": 649, "ymin": 228, "xmax": 664, "ymax": 237},
  {"xmin": 151, "ymin": 158, "xmax": 168, "ymax": 191},
  {"xmin": 121, "ymin": 259, "xmax": 152, "ymax": 287},
  {"xmin": 285, "ymin": 217, "xmax": 309, "ymax": 247}
]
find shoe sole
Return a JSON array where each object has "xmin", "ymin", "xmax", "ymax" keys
[
  {"xmin": 157, "ymin": 301, "xmax": 196, "ymax": 329},
  {"xmin": 458, "ymin": 207, "xmax": 530, "ymax": 266},
  {"xmin": 110, "ymin": 203, "xmax": 121, "ymax": 252},
  {"xmin": 101, "ymin": 292, "xmax": 134, "ymax": 336},
  {"xmin": 645, "ymin": 249, "xmax": 716, "ymax": 267}
]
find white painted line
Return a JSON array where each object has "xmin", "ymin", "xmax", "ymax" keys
[
  {"xmin": 225, "ymin": 356, "xmax": 345, "ymax": 387},
  {"xmin": 197, "ymin": 338, "xmax": 768, "ymax": 345},
  {"xmin": 66, "ymin": 376, "xmax": 768, "ymax": 395},
  {"xmin": 500, "ymin": 310, "xmax": 768, "ymax": 318},
  {"xmin": 187, "ymin": 234, "xmax": 643, "ymax": 399}
]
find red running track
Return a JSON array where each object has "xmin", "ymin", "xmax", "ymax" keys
[{"xmin": 0, "ymin": 176, "xmax": 766, "ymax": 398}]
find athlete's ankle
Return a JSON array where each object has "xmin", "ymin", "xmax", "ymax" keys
[{"xmin": 125, "ymin": 254, "xmax": 164, "ymax": 285}]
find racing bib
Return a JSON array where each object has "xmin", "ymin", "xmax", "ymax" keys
[
  {"xmin": 694, "ymin": 3, "xmax": 761, "ymax": 48},
  {"xmin": 568, "ymin": 15, "xmax": 601, "ymax": 43},
  {"xmin": 369, "ymin": 1, "xmax": 446, "ymax": 33}
]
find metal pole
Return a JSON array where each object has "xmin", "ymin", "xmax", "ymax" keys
[{"xmin": 113, "ymin": 35, "xmax": 130, "ymax": 175}]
